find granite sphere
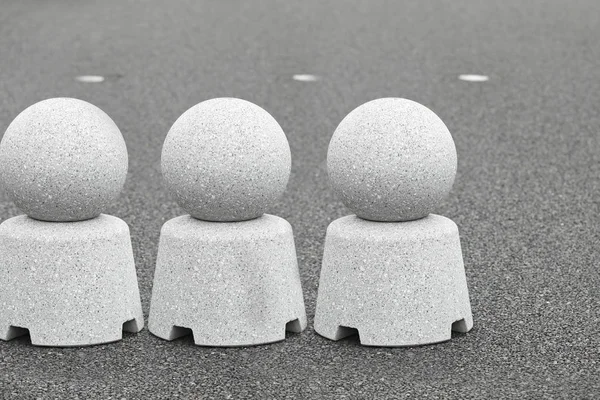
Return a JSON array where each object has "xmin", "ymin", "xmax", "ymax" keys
[
  {"xmin": 327, "ymin": 98, "xmax": 457, "ymax": 222},
  {"xmin": 0, "ymin": 98, "xmax": 128, "ymax": 222},
  {"xmin": 162, "ymin": 98, "xmax": 291, "ymax": 222}
]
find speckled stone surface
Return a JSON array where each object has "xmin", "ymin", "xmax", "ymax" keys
[
  {"xmin": 314, "ymin": 214, "xmax": 472, "ymax": 346},
  {"xmin": 0, "ymin": 214, "xmax": 143, "ymax": 347},
  {"xmin": 0, "ymin": 98, "xmax": 128, "ymax": 222},
  {"xmin": 149, "ymin": 214, "xmax": 307, "ymax": 346},
  {"xmin": 327, "ymin": 98, "xmax": 457, "ymax": 222},
  {"xmin": 2, "ymin": 1, "xmax": 600, "ymax": 397},
  {"xmin": 162, "ymin": 98, "xmax": 291, "ymax": 222}
]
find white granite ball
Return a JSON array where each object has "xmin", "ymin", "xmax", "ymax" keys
[
  {"xmin": 327, "ymin": 98, "xmax": 457, "ymax": 222},
  {"xmin": 162, "ymin": 98, "xmax": 291, "ymax": 222},
  {"xmin": 0, "ymin": 98, "xmax": 128, "ymax": 222}
]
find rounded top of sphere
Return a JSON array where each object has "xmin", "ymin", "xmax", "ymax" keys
[
  {"xmin": 0, "ymin": 98, "xmax": 128, "ymax": 222},
  {"xmin": 161, "ymin": 98, "xmax": 291, "ymax": 222},
  {"xmin": 327, "ymin": 98, "xmax": 457, "ymax": 222}
]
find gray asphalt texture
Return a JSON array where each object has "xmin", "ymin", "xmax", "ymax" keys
[{"xmin": 0, "ymin": 0, "xmax": 599, "ymax": 398}]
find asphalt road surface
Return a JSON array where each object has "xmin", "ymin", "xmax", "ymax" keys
[{"xmin": 1, "ymin": 0, "xmax": 599, "ymax": 398}]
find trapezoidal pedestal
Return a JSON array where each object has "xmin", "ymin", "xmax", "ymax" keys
[
  {"xmin": 0, "ymin": 214, "xmax": 144, "ymax": 347},
  {"xmin": 148, "ymin": 214, "xmax": 307, "ymax": 346},
  {"xmin": 314, "ymin": 214, "xmax": 473, "ymax": 347}
]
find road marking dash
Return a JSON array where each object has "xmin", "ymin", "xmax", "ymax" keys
[
  {"xmin": 459, "ymin": 74, "xmax": 489, "ymax": 82},
  {"xmin": 293, "ymin": 74, "xmax": 319, "ymax": 82},
  {"xmin": 75, "ymin": 75, "xmax": 105, "ymax": 83}
]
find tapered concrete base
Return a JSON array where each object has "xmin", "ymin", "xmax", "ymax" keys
[
  {"xmin": 314, "ymin": 214, "xmax": 473, "ymax": 347},
  {"xmin": 148, "ymin": 214, "xmax": 307, "ymax": 346},
  {"xmin": 0, "ymin": 215, "xmax": 144, "ymax": 347}
]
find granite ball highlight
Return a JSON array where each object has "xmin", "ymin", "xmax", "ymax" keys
[
  {"xmin": 327, "ymin": 98, "xmax": 457, "ymax": 222},
  {"xmin": 162, "ymin": 98, "xmax": 291, "ymax": 222},
  {"xmin": 0, "ymin": 98, "xmax": 128, "ymax": 222}
]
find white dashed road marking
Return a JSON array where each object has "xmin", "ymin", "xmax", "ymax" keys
[
  {"xmin": 458, "ymin": 74, "xmax": 489, "ymax": 82},
  {"xmin": 75, "ymin": 75, "xmax": 105, "ymax": 83},
  {"xmin": 293, "ymin": 74, "xmax": 319, "ymax": 82}
]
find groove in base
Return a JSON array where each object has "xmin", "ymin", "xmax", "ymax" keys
[
  {"xmin": 122, "ymin": 318, "xmax": 142, "ymax": 333},
  {"xmin": 4, "ymin": 326, "xmax": 30, "ymax": 341},
  {"xmin": 333, "ymin": 326, "xmax": 360, "ymax": 341},
  {"xmin": 285, "ymin": 318, "xmax": 303, "ymax": 333},
  {"xmin": 167, "ymin": 326, "xmax": 194, "ymax": 341},
  {"xmin": 451, "ymin": 318, "xmax": 469, "ymax": 333}
]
